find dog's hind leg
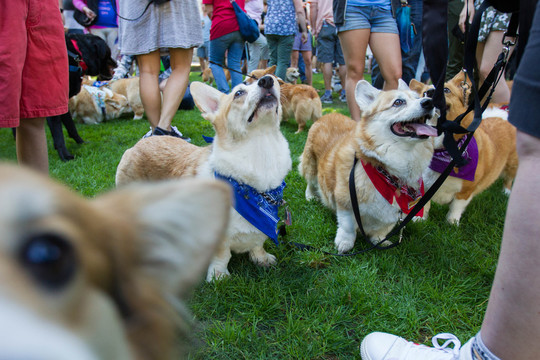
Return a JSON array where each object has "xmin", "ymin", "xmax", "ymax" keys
[
  {"xmin": 502, "ymin": 152, "xmax": 519, "ymax": 195},
  {"xmin": 47, "ymin": 116, "xmax": 74, "ymax": 161},
  {"xmin": 61, "ymin": 112, "xmax": 84, "ymax": 144},
  {"xmin": 446, "ymin": 196, "xmax": 473, "ymax": 225}
]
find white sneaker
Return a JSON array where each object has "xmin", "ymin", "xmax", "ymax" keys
[
  {"xmin": 142, "ymin": 127, "xmax": 153, "ymax": 139},
  {"xmin": 360, "ymin": 332, "xmax": 473, "ymax": 360}
]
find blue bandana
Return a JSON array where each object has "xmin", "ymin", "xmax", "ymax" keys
[{"xmin": 215, "ymin": 172, "xmax": 286, "ymax": 245}]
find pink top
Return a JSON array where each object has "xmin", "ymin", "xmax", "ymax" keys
[
  {"xmin": 311, "ymin": 0, "xmax": 334, "ymax": 36},
  {"xmin": 244, "ymin": 0, "xmax": 263, "ymax": 25}
]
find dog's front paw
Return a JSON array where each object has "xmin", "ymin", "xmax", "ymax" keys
[
  {"xmin": 249, "ymin": 248, "xmax": 277, "ymax": 267},
  {"xmin": 335, "ymin": 235, "xmax": 355, "ymax": 254},
  {"xmin": 305, "ymin": 184, "xmax": 318, "ymax": 201},
  {"xmin": 206, "ymin": 266, "xmax": 230, "ymax": 282}
]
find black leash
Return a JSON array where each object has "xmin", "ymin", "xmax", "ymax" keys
[{"xmin": 208, "ymin": 60, "xmax": 259, "ymax": 80}]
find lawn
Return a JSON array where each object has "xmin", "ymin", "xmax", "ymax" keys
[{"xmin": 0, "ymin": 71, "xmax": 507, "ymax": 359}]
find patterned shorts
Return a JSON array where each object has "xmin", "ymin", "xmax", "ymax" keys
[{"xmin": 476, "ymin": 1, "xmax": 510, "ymax": 43}]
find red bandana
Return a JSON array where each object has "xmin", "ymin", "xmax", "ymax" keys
[{"xmin": 361, "ymin": 160, "xmax": 424, "ymax": 216}]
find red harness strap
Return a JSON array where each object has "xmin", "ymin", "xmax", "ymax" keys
[
  {"xmin": 361, "ymin": 160, "xmax": 424, "ymax": 217},
  {"xmin": 70, "ymin": 39, "xmax": 88, "ymax": 73}
]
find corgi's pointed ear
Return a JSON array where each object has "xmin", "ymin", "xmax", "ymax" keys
[
  {"xmin": 95, "ymin": 179, "xmax": 231, "ymax": 297},
  {"xmin": 190, "ymin": 82, "xmax": 224, "ymax": 121},
  {"xmin": 409, "ymin": 79, "xmax": 424, "ymax": 95},
  {"xmin": 355, "ymin": 80, "xmax": 380, "ymax": 109},
  {"xmin": 397, "ymin": 78, "xmax": 409, "ymax": 91},
  {"xmin": 266, "ymin": 65, "xmax": 276, "ymax": 74}
]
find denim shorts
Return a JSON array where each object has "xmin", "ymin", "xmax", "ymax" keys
[{"xmin": 337, "ymin": 5, "xmax": 398, "ymax": 34}]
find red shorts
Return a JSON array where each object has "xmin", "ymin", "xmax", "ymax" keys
[{"xmin": 0, "ymin": 0, "xmax": 69, "ymax": 128}]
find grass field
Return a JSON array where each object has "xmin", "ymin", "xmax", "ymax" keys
[{"xmin": 0, "ymin": 72, "xmax": 508, "ymax": 359}]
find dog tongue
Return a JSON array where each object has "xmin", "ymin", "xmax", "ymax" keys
[{"xmin": 410, "ymin": 123, "xmax": 438, "ymax": 137}]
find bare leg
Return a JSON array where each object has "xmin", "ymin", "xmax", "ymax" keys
[
  {"xmin": 137, "ymin": 51, "xmax": 162, "ymax": 129},
  {"xmin": 322, "ymin": 62, "xmax": 333, "ymax": 91},
  {"xmin": 290, "ymin": 50, "xmax": 300, "ymax": 68},
  {"xmin": 338, "ymin": 29, "xmax": 370, "ymax": 121},
  {"xmin": 301, "ymin": 50, "xmax": 313, "ymax": 86},
  {"xmin": 16, "ymin": 117, "xmax": 48, "ymax": 174},
  {"xmin": 369, "ymin": 32, "xmax": 402, "ymax": 90},
  {"xmin": 477, "ymin": 31, "xmax": 512, "ymax": 104},
  {"xmin": 481, "ymin": 130, "xmax": 540, "ymax": 360},
  {"xmin": 158, "ymin": 48, "xmax": 193, "ymax": 130}
]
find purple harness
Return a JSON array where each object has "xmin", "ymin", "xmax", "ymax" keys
[{"xmin": 429, "ymin": 135, "xmax": 479, "ymax": 181}]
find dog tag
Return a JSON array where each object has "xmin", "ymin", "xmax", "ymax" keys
[{"xmin": 285, "ymin": 206, "xmax": 292, "ymax": 226}]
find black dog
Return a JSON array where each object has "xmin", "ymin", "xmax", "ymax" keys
[{"xmin": 47, "ymin": 33, "xmax": 116, "ymax": 161}]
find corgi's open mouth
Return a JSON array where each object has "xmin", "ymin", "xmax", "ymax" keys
[
  {"xmin": 390, "ymin": 115, "xmax": 438, "ymax": 139},
  {"xmin": 247, "ymin": 92, "xmax": 278, "ymax": 123}
]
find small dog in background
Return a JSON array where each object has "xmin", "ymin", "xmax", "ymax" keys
[
  {"xmin": 285, "ymin": 67, "xmax": 300, "ymax": 84},
  {"xmin": 299, "ymin": 80, "xmax": 438, "ymax": 253},
  {"xmin": 0, "ymin": 163, "xmax": 230, "ymax": 359},
  {"xmin": 106, "ymin": 77, "xmax": 144, "ymax": 120},
  {"xmin": 69, "ymin": 85, "xmax": 131, "ymax": 125}
]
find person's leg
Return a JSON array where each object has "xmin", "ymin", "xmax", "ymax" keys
[
  {"xmin": 137, "ymin": 51, "xmax": 162, "ymax": 129},
  {"xmin": 16, "ymin": 117, "xmax": 48, "ymax": 174},
  {"xmin": 226, "ymin": 32, "xmax": 245, "ymax": 89},
  {"xmin": 400, "ymin": 0, "xmax": 423, "ymax": 84},
  {"xmin": 369, "ymin": 32, "xmax": 402, "ymax": 90},
  {"xmin": 480, "ymin": 131, "xmax": 540, "ymax": 360},
  {"xmin": 266, "ymin": 34, "xmax": 279, "ymax": 68},
  {"xmin": 247, "ymin": 39, "xmax": 261, "ymax": 74},
  {"xmin": 322, "ymin": 62, "xmax": 333, "ymax": 91},
  {"xmin": 275, "ymin": 35, "xmax": 295, "ymax": 80},
  {"xmin": 158, "ymin": 47, "xmax": 193, "ymax": 131},
  {"xmin": 290, "ymin": 50, "xmax": 300, "ymax": 68},
  {"xmin": 209, "ymin": 34, "xmax": 232, "ymax": 93},
  {"xmin": 301, "ymin": 50, "xmax": 312, "ymax": 86},
  {"xmin": 477, "ymin": 31, "xmax": 511, "ymax": 103},
  {"xmin": 338, "ymin": 29, "xmax": 370, "ymax": 121},
  {"xmin": 447, "ymin": 0, "xmax": 466, "ymax": 80}
]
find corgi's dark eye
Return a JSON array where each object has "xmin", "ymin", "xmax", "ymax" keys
[
  {"xmin": 19, "ymin": 233, "xmax": 77, "ymax": 290},
  {"xmin": 444, "ymin": 87, "xmax": 451, "ymax": 94},
  {"xmin": 234, "ymin": 89, "xmax": 246, "ymax": 98},
  {"xmin": 393, "ymin": 99, "xmax": 406, "ymax": 107}
]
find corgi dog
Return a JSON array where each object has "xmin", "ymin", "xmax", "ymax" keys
[
  {"xmin": 69, "ymin": 84, "xmax": 130, "ymax": 124},
  {"xmin": 285, "ymin": 67, "xmax": 300, "ymax": 84},
  {"xmin": 299, "ymin": 80, "xmax": 438, "ymax": 253},
  {"xmin": 202, "ymin": 67, "xmax": 231, "ymax": 86},
  {"xmin": 0, "ymin": 163, "xmax": 230, "ymax": 359},
  {"xmin": 116, "ymin": 76, "xmax": 292, "ymax": 280},
  {"xmin": 409, "ymin": 71, "xmax": 518, "ymax": 225},
  {"xmin": 249, "ymin": 66, "xmax": 322, "ymax": 133},
  {"xmin": 106, "ymin": 77, "xmax": 144, "ymax": 120}
]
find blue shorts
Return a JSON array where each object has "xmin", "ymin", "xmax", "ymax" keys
[
  {"xmin": 292, "ymin": 31, "xmax": 313, "ymax": 52},
  {"xmin": 337, "ymin": 5, "xmax": 398, "ymax": 34},
  {"xmin": 196, "ymin": 40, "xmax": 210, "ymax": 58}
]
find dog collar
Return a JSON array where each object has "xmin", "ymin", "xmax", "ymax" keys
[
  {"xmin": 429, "ymin": 134, "xmax": 478, "ymax": 181},
  {"xmin": 214, "ymin": 172, "xmax": 286, "ymax": 245},
  {"xmin": 360, "ymin": 160, "xmax": 424, "ymax": 216},
  {"xmin": 83, "ymin": 85, "xmax": 107, "ymax": 118}
]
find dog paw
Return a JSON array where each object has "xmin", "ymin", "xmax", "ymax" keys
[
  {"xmin": 206, "ymin": 266, "xmax": 230, "ymax": 282},
  {"xmin": 249, "ymin": 251, "xmax": 277, "ymax": 267},
  {"xmin": 503, "ymin": 188, "xmax": 511, "ymax": 196},
  {"xmin": 305, "ymin": 185, "xmax": 318, "ymax": 201},
  {"xmin": 446, "ymin": 216, "xmax": 460, "ymax": 226},
  {"xmin": 335, "ymin": 238, "xmax": 355, "ymax": 254}
]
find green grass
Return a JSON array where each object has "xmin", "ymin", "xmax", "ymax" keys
[{"xmin": 0, "ymin": 72, "xmax": 506, "ymax": 359}]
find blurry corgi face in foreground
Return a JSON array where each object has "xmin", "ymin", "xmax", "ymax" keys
[{"xmin": 0, "ymin": 164, "xmax": 230, "ymax": 359}]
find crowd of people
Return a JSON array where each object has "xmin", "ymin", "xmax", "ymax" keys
[{"xmin": 2, "ymin": 0, "xmax": 540, "ymax": 359}]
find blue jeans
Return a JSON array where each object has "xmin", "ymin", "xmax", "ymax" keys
[
  {"xmin": 371, "ymin": 0, "xmax": 422, "ymax": 88},
  {"xmin": 209, "ymin": 31, "xmax": 244, "ymax": 93}
]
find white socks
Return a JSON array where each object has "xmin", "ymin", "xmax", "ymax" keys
[{"xmin": 470, "ymin": 332, "xmax": 500, "ymax": 360}]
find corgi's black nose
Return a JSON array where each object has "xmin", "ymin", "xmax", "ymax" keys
[
  {"xmin": 258, "ymin": 76, "xmax": 274, "ymax": 90},
  {"xmin": 421, "ymin": 98, "xmax": 434, "ymax": 110}
]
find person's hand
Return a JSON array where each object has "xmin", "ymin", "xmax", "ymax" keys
[
  {"xmin": 301, "ymin": 31, "xmax": 308, "ymax": 44},
  {"xmin": 83, "ymin": 6, "xmax": 97, "ymax": 21},
  {"xmin": 459, "ymin": 0, "xmax": 475, "ymax": 34}
]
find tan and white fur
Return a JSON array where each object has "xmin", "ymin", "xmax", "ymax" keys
[
  {"xmin": 285, "ymin": 67, "xmax": 300, "ymax": 84},
  {"xmin": 410, "ymin": 72, "xmax": 518, "ymax": 225},
  {"xmin": 69, "ymin": 85, "xmax": 130, "ymax": 124},
  {"xmin": 299, "ymin": 80, "xmax": 438, "ymax": 253},
  {"xmin": 106, "ymin": 77, "xmax": 144, "ymax": 120},
  {"xmin": 116, "ymin": 76, "xmax": 291, "ymax": 280},
  {"xmin": 249, "ymin": 66, "xmax": 322, "ymax": 133},
  {"xmin": 0, "ymin": 163, "xmax": 230, "ymax": 359}
]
